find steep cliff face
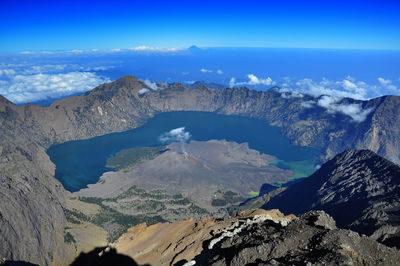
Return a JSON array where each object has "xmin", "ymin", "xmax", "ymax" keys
[
  {"xmin": 1, "ymin": 76, "xmax": 400, "ymax": 264},
  {"xmin": 361, "ymin": 96, "xmax": 400, "ymax": 162},
  {"xmin": 0, "ymin": 98, "xmax": 73, "ymax": 265},
  {"xmin": 262, "ymin": 150, "xmax": 400, "ymax": 247}
]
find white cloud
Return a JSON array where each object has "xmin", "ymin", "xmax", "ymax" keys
[
  {"xmin": 316, "ymin": 95, "xmax": 373, "ymax": 122},
  {"xmin": 130, "ymin": 46, "xmax": 151, "ymax": 51},
  {"xmin": 143, "ymin": 79, "xmax": 158, "ymax": 91},
  {"xmin": 340, "ymin": 79, "xmax": 358, "ymax": 91},
  {"xmin": 216, "ymin": 69, "xmax": 223, "ymax": 75},
  {"xmin": 200, "ymin": 68, "xmax": 212, "ymax": 73},
  {"xmin": 70, "ymin": 49, "xmax": 84, "ymax": 53},
  {"xmin": 278, "ymin": 89, "xmax": 304, "ymax": 99},
  {"xmin": 378, "ymin": 77, "xmax": 398, "ymax": 92},
  {"xmin": 229, "ymin": 74, "xmax": 275, "ymax": 87},
  {"xmin": 128, "ymin": 46, "xmax": 182, "ymax": 52},
  {"xmin": 295, "ymin": 78, "xmax": 368, "ymax": 100},
  {"xmin": 277, "ymin": 77, "xmax": 384, "ymax": 122},
  {"xmin": 300, "ymin": 100, "xmax": 315, "ymax": 108},
  {"xmin": 247, "ymin": 74, "xmax": 274, "ymax": 85},
  {"xmin": 229, "ymin": 77, "xmax": 237, "ymax": 88},
  {"xmin": 84, "ymin": 66, "xmax": 114, "ymax": 71},
  {"xmin": 0, "ymin": 63, "xmax": 114, "ymax": 77},
  {"xmin": 0, "ymin": 72, "xmax": 110, "ymax": 104},
  {"xmin": 138, "ymin": 88, "xmax": 149, "ymax": 94},
  {"xmin": 0, "ymin": 69, "xmax": 16, "ymax": 76},
  {"xmin": 287, "ymin": 76, "xmax": 399, "ymax": 101},
  {"xmin": 378, "ymin": 77, "xmax": 391, "ymax": 86},
  {"xmin": 17, "ymin": 46, "xmax": 182, "ymax": 55},
  {"xmin": 159, "ymin": 127, "xmax": 191, "ymax": 143},
  {"xmin": 140, "ymin": 79, "xmax": 168, "ymax": 92},
  {"xmin": 345, "ymin": 75, "xmax": 356, "ymax": 82},
  {"xmin": 22, "ymin": 64, "xmax": 67, "ymax": 75}
]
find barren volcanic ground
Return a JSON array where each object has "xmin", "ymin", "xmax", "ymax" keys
[{"xmin": 76, "ymin": 140, "xmax": 293, "ymax": 212}]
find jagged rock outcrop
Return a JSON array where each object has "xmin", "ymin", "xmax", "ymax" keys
[
  {"xmin": 261, "ymin": 149, "xmax": 400, "ymax": 247},
  {"xmin": 113, "ymin": 209, "xmax": 295, "ymax": 265},
  {"xmin": 1, "ymin": 76, "xmax": 400, "ymax": 264},
  {"xmin": 113, "ymin": 210, "xmax": 400, "ymax": 266}
]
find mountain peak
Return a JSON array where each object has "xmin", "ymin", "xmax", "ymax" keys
[
  {"xmin": 333, "ymin": 149, "xmax": 381, "ymax": 164},
  {"xmin": 188, "ymin": 45, "xmax": 202, "ymax": 52},
  {"xmin": 90, "ymin": 75, "xmax": 143, "ymax": 95},
  {"xmin": 0, "ymin": 94, "xmax": 13, "ymax": 106},
  {"xmin": 115, "ymin": 75, "xmax": 140, "ymax": 83}
]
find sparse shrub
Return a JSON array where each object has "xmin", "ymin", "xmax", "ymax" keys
[{"xmin": 64, "ymin": 232, "xmax": 76, "ymax": 244}]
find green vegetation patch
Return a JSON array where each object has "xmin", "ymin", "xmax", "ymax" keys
[
  {"xmin": 106, "ymin": 146, "xmax": 167, "ymax": 170},
  {"xmin": 76, "ymin": 185, "xmax": 209, "ymax": 242},
  {"xmin": 79, "ymin": 196, "xmax": 166, "ymax": 242},
  {"xmin": 271, "ymin": 159, "xmax": 316, "ymax": 180},
  {"xmin": 247, "ymin": 191, "xmax": 260, "ymax": 198},
  {"xmin": 63, "ymin": 208, "xmax": 90, "ymax": 224},
  {"xmin": 64, "ymin": 232, "xmax": 76, "ymax": 244},
  {"xmin": 211, "ymin": 190, "xmax": 244, "ymax": 206}
]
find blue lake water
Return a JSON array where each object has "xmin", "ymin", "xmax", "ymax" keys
[{"xmin": 47, "ymin": 111, "xmax": 320, "ymax": 192}]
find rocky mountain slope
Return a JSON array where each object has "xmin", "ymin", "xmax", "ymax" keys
[
  {"xmin": 0, "ymin": 96, "xmax": 72, "ymax": 264},
  {"xmin": 255, "ymin": 150, "xmax": 400, "ymax": 247},
  {"xmin": 1, "ymin": 75, "xmax": 400, "ymax": 264},
  {"xmin": 111, "ymin": 209, "xmax": 400, "ymax": 265},
  {"xmin": 4, "ymin": 76, "xmax": 400, "ymax": 163}
]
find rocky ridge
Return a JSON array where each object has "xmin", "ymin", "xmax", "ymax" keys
[
  {"xmin": 112, "ymin": 209, "xmax": 400, "ymax": 265},
  {"xmin": 250, "ymin": 149, "xmax": 400, "ymax": 247}
]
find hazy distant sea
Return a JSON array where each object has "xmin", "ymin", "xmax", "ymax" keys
[{"xmin": 0, "ymin": 47, "xmax": 399, "ymax": 105}]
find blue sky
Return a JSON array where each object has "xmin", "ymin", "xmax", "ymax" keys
[
  {"xmin": 0, "ymin": 0, "xmax": 399, "ymax": 110},
  {"xmin": 1, "ymin": 0, "xmax": 399, "ymax": 51}
]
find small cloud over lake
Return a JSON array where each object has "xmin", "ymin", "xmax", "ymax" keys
[{"xmin": 159, "ymin": 127, "xmax": 191, "ymax": 143}]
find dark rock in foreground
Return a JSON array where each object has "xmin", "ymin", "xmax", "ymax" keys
[
  {"xmin": 191, "ymin": 211, "xmax": 400, "ymax": 266},
  {"xmin": 262, "ymin": 149, "xmax": 400, "ymax": 247}
]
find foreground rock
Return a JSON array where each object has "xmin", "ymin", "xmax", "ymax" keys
[
  {"xmin": 113, "ymin": 209, "xmax": 295, "ymax": 265},
  {"xmin": 112, "ymin": 209, "xmax": 400, "ymax": 265},
  {"xmin": 260, "ymin": 149, "xmax": 400, "ymax": 247}
]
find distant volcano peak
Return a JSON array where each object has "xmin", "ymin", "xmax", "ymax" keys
[{"xmin": 188, "ymin": 45, "xmax": 202, "ymax": 52}]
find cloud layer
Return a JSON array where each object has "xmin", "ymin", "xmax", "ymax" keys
[
  {"xmin": 0, "ymin": 72, "xmax": 110, "ymax": 104},
  {"xmin": 200, "ymin": 68, "xmax": 212, "ymax": 73},
  {"xmin": 158, "ymin": 127, "xmax": 191, "ymax": 143},
  {"xmin": 138, "ymin": 79, "xmax": 168, "ymax": 95},
  {"xmin": 316, "ymin": 95, "xmax": 373, "ymax": 122},
  {"xmin": 229, "ymin": 74, "xmax": 275, "ymax": 87}
]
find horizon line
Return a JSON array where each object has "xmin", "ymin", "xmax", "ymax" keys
[{"xmin": 1, "ymin": 46, "xmax": 400, "ymax": 55}]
